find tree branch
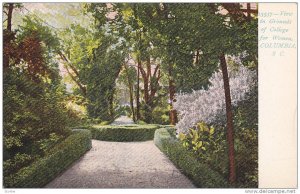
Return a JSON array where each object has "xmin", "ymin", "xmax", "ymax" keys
[
  {"xmin": 64, "ymin": 65, "xmax": 87, "ymax": 95},
  {"xmin": 60, "ymin": 52, "xmax": 86, "ymax": 95},
  {"xmin": 139, "ymin": 62, "xmax": 147, "ymax": 82},
  {"xmin": 58, "ymin": 51, "xmax": 80, "ymax": 78}
]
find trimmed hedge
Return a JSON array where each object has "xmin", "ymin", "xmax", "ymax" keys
[
  {"xmin": 154, "ymin": 127, "xmax": 229, "ymax": 188},
  {"xmin": 89, "ymin": 124, "xmax": 160, "ymax": 141},
  {"xmin": 4, "ymin": 129, "xmax": 92, "ymax": 188}
]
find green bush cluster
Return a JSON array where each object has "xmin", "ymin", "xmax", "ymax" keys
[
  {"xmin": 178, "ymin": 122, "xmax": 229, "ymax": 177},
  {"xmin": 154, "ymin": 127, "xmax": 228, "ymax": 188},
  {"xmin": 4, "ymin": 129, "xmax": 92, "ymax": 188},
  {"xmin": 3, "ymin": 17, "xmax": 86, "ymax": 177},
  {"xmin": 178, "ymin": 122, "xmax": 258, "ymax": 188},
  {"xmin": 151, "ymin": 104, "xmax": 170, "ymax": 125},
  {"xmin": 89, "ymin": 124, "xmax": 159, "ymax": 141},
  {"xmin": 176, "ymin": 86, "xmax": 258, "ymax": 188}
]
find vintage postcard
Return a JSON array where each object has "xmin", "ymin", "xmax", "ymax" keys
[{"xmin": 1, "ymin": 1, "xmax": 297, "ymax": 193}]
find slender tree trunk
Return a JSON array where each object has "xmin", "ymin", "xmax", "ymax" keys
[
  {"xmin": 150, "ymin": 65, "xmax": 161, "ymax": 99},
  {"xmin": 143, "ymin": 57, "xmax": 150, "ymax": 104},
  {"xmin": 168, "ymin": 63, "xmax": 177, "ymax": 125},
  {"xmin": 133, "ymin": 5, "xmax": 141, "ymax": 121},
  {"xmin": 4, "ymin": 3, "xmax": 14, "ymax": 70},
  {"xmin": 7, "ymin": 4, "xmax": 13, "ymax": 32},
  {"xmin": 108, "ymin": 89, "xmax": 114, "ymax": 120},
  {"xmin": 247, "ymin": 3, "xmax": 251, "ymax": 21},
  {"xmin": 129, "ymin": 82, "xmax": 136, "ymax": 122},
  {"xmin": 219, "ymin": 53, "xmax": 236, "ymax": 184},
  {"xmin": 124, "ymin": 64, "xmax": 136, "ymax": 122},
  {"xmin": 136, "ymin": 58, "xmax": 141, "ymax": 121}
]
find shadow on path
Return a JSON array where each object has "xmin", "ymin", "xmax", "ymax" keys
[{"xmin": 46, "ymin": 140, "xmax": 195, "ymax": 188}]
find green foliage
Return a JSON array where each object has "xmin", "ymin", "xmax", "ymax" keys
[
  {"xmin": 4, "ymin": 3, "xmax": 258, "ymax": 188},
  {"xmin": 179, "ymin": 122, "xmax": 219, "ymax": 155},
  {"xmin": 3, "ymin": 153, "xmax": 34, "ymax": 177},
  {"xmin": 179, "ymin": 107, "xmax": 258, "ymax": 188},
  {"xmin": 3, "ymin": 71, "xmax": 73, "ymax": 156},
  {"xmin": 234, "ymin": 128, "xmax": 258, "ymax": 188},
  {"xmin": 59, "ymin": 22, "xmax": 124, "ymax": 121},
  {"xmin": 135, "ymin": 120, "xmax": 147, "ymax": 125},
  {"xmin": 151, "ymin": 98, "xmax": 170, "ymax": 125},
  {"xmin": 154, "ymin": 127, "xmax": 228, "ymax": 188},
  {"xmin": 37, "ymin": 133, "xmax": 64, "ymax": 154},
  {"xmin": 114, "ymin": 105, "xmax": 132, "ymax": 117},
  {"xmin": 17, "ymin": 16, "xmax": 61, "ymax": 52},
  {"xmin": 89, "ymin": 124, "xmax": 159, "ymax": 141},
  {"xmin": 84, "ymin": 36, "xmax": 125, "ymax": 120},
  {"xmin": 179, "ymin": 123, "xmax": 228, "ymax": 176},
  {"xmin": 3, "ymin": 16, "xmax": 84, "ymax": 180},
  {"xmin": 233, "ymin": 85, "xmax": 258, "ymax": 187},
  {"xmin": 4, "ymin": 129, "xmax": 92, "ymax": 188}
]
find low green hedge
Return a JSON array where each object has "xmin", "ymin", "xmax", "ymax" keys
[
  {"xmin": 4, "ymin": 129, "xmax": 92, "ymax": 188},
  {"xmin": 89, "ymin": 124, "xmax": 160, "ymax": 141},
  {"xmin": 154, "ymin": 128, "xmax": 229, "ymax": 188}
]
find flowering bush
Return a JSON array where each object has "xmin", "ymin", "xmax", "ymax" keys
[{"xmin": 174, "ymin": 65, "xmax": 256, "ymax": 134}]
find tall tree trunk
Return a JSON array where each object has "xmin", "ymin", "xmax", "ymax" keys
[
  {"xmin": 168, "ymin": 63, "xmax": 177, "ymax": 125},
  {"xmin": 143, "ymin": 57, "xmax": 150, "ymax": 104},
  {"xmin": 247, "ymin": 3, "xmax": 251, "ymax": 21},
  {"xmin": 149, "ymin": 64, "xmax": 161, "ymax": 99},
  {"xmin": 136, "ymin": 58, "xmax": 141, "ymax": 121},
  {"xmin": 219, "ymin": 53, "xmax": 236, "ymax": 184},
  {"xmin": 133, "ymin": 5, "xmax": 141, "ymax": 121},
  {"xmin": 124, "ymin": 64, "xmax": 136, "ymax": 122},
  {"xmin": 4, "ymin": 3, "xmax": 14, "ymax": 70},
  {"xmin": 108, "ymin": 89, "xmax": 114, "ymax": 120},
  {"xmin": 7, "ymin": 3, "xmax": 13, "ymax": 32},
  {"xmin": 140, "ymin": 57, "xmax": 152, "ymax": 123}
]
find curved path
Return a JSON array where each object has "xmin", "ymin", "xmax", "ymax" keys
[{"xmin": 46, "ymin": 140, "xmax": 195, "ymax": 188}]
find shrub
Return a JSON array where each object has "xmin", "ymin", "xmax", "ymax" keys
[
  {"xmin": 135, "ymin": 120, "xmax": 147, "ymax": 125},
  {"xmin": 3, "ymin": 71, "xmax": 75, "ymax": 161},
  {"xmin": 233, "ymin": 84, "xmax": 258, "ymax": 187},
  {"xmin": 4, "ymin": 129, "xmax": 92, "ymax": 188},
  {"xmin": 174, "ymin": 65, "xmax": 256, "ymax": 134},
  {"xmin": 89, "ymin": 124, "xmax": 159, "ymax": 141},
  {"xmin": 3, "ymin": 153, "xmax": 34, "ymax": 177},
  {"xmin": 154, "ymin": 128, "xmax": 228, "ymax": 188},
  {"xmin": 37, "ymin": 133, "xmax": 64, "ymax": 154},
  {"xmin": 234, "ymin": 128, "xmax": 258, "ymax": 187},
  {"xmin": 178, "ymin": 122, "xmax": 229, "ymax": 177},
  {"xmin": 151, "ymin": 103, "xmax": 170, "ymax": 125},
  {"xmin": 178, "ymin": 122, "xmax": 258, "ymax": 188}
]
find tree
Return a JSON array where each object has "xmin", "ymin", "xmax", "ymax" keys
[
  {"xmin": 3, "ymin": 14, "xmax": 80, "ymax": 177},
  {"xmin": 86, "ymin": 3, "xmax": 166, "ymax": 122},
  {"xmin": 117, "ymin": 58, "xmax": 138, "ymax": 120},
  {"xmin": 133, "ymin": 3, "xmax": 257, "ymax": 184},
  {"xmin": 3, "ymin": 3, "xmax": 23, "ymax": 70}
]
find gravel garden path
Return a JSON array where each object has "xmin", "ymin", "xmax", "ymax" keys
[
  {"xmin": 46, "ymin": 140, "xmax": 195, "ymax": 188},
  {"xmin": 110, "ymin": 115, "xmax": 135, "ymax": 125}
]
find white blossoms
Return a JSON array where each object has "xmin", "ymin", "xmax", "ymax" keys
[{"xmin": 174, "ymin": 64, "xmax": 256, "ymax": 134}]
